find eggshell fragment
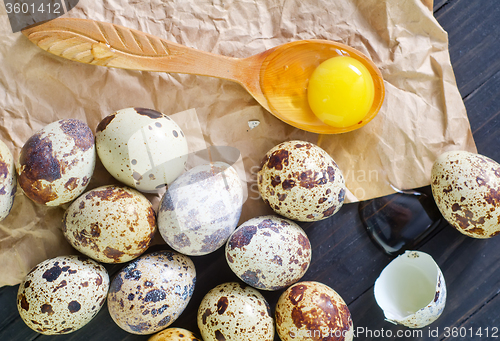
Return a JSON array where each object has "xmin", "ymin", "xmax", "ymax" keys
[
  {"xmin": 197, "ymin": 282, "xmax": 274, "ymax": 341},
  {"xmin": 17, "ymin": 119, "xmax": 95, "ymax": 206},
  {"xmin": 149, "ymin": 328, "xmax": 202, "ymax": 341},
  {"xmin": 258, "ymin": 140, "xmax": 345, "ymax": 222},
  {"xmin": 158, "ymin": 162, "xmax": 243, "ymax": 256},
  {"xmin": 226, "ymin": 215, "xmax": 311, "ymax": 290},
  {"xmin": 0, "ymin": 140, "xmax": 16, "ymax": 221},
  {"xmin": 108, "ymin": 250, "xmax": 196, "ymax": 335},
  {"xmin": 374, "ymin": 250, "xmax": 446, "ymax": 328},
  {"xmin": 62, "ymin": 185, "xmax": 156, "ymax": 263},
  {"xmin": 17, "ymin": 255, "xmax": 109, "ymax": 335},
  {"xmin": 96, "ymin": 108, "xmax": 188, "ymax": 192},
  {"xmin": 431, "ymin": 150, "xmax": 500, "ymax": 238},
  {"xmin": 275, "ymin": 281, "xmax": 353, "ymax": 341}
]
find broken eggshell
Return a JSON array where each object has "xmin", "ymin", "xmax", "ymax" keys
[
  {"xmin": 96, "ymin": 108, "xmax": 188, "ymax": 192},
  {"xmin": 374, "ymin": 250, "xmax": 446, "ymax": 328},
  {"xmin": 0, "ymin": 140, "xmax": 16, "ymax": 221},
  {"xmin": 431, "ymin": 150, "xmax": 500, "ymax": 238},
  {"xmin": 258, "ymin": 140, "xmax": 345, "ymax": 222},
  {"xmin": 17, "ymin": 119, "xmax": 95, "ymax": 206},
  {"xmin": 158, "ymin": 162, "xmax": 243, "ymax": 256}
]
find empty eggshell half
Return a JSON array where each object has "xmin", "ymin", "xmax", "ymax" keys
[
  {"xmin": 96, "ymin": 108, "xmax": 188, "ymax": 192},
  {"xmin": 374, "ymin": 250, "xmax": 446, "ymax": 328}
]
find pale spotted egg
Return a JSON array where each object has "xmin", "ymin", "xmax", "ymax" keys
[
  {"xmin": 258, "ymin": 140, "xmax": 345, "ymax": 222},
  {"xmin": 17, "ymin": 119, "xmax": 95, "ymax": 206},
  {"xmin": 226, "ymin": 215, "xmax": 311, "ymax": 290},
  {"xmin": 17, "ymin": 255, "xmax": 109, "ymax": 335},
  {"xmin": 0, "ymin": 140, "xmax": 16, "ymax": 221}
]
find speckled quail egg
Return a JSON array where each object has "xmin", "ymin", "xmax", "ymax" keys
[
  {"xmin": 107, "ymin": 250, "xmax": 196, "ymax": 335},
  {"xmin": 17, "ymin": 255, "xmax": 109, "ymax": 335},
  {"xmin": 17, "ymin": 119, "xmax": 96, "ymax": 206},
  {"xmin": 158, "ymin": 162, "xmax": 243, "ymax": 256},
  {"xmin": 0, "ymin": 140, "xmax": 16, "ymax": 221},
  {"xmin": 62, "ymin": 185, "xmax": 156, "ymax": 263},
  {"xmin": 258, "ymin": 140, "xmax": 345, "ymax": 222},
  {"xmin": 197, "ymin": 282, "xmax": 274, "ymax": 341},
  {"xmin": 149, "ymin": 327, "xmax": 202, "ymax": 341},
  {"xmin": 226, "ymin": 215, "xmax": 311, "ymax": 290},
  {"xmin": 275, "ymin": 281, "xmax": 353, "ymax": 341},
  {"xmin": 96, "ymin": 108, "xmax": 188, "ymax": 192},
  {"xmin": 431, "ymin": 150, "xmax": 500, "ymax": 238}
]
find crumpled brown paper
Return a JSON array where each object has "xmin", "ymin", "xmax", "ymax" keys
[{"xmin": 0, "ymin": 0, "xmax": 476, "ymax": 286}]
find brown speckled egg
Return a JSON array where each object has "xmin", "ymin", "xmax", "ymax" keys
[
  {"xmin": 197, "ymin": 282, "xmax": 274, "ymax": 341},
  {"xmin": 96, "ymin": 108, "xmax": 188, "ymax": 192},
  {"xmin": 17, "ymin": 255, "xmax": 109, "ymax": 335},
  {"xmin": 62, "ymin": 185, "xmax": 156, "ymax": 263},
  {"xmin": 158, "ymin": 162, "xmax": 243, "ymax": 256},
  {"xmin": 226, "ymin": 215, "xmax": 311, "ymax": 290},
  {"xmin": 431, "ymin": 150, "xmax": 500, "ymax": 238},
  {"xmin": 275, "ymin": 281, "xmax": 353, "ymax": 341},
  {"xmin": 258, "ymin": 141, "xmax": 345, "ymax": 222},
  {"xmin": 149, "ymin": 327, "xmax": 202, "ymax": 341},
  {"xmin": 0, "ymin": 140, "xmax": 16, "ymax": 221},
  {"xmin": 17, "ymin": 119, "xmax": 95, "ymax": 206},
  {"xmin": 108, "ymin": 250, "xmax": 196, "ymax": 335}
]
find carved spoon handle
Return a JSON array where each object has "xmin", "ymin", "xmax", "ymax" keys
[{"xmin": 22, "ymin": 18, "xmax": 242, "ymax": 82}]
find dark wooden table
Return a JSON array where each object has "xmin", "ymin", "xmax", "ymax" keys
[{"xmin": 1, "ymin": 0, "xmax": 499, "ymax": 340}]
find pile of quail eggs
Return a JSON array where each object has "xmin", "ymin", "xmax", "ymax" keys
[{"xmin": 2, "ymin": 105, "xmax": 497, "ymax": 340}]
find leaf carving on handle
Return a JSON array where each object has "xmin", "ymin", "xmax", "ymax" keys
[{"xmin": 23, "ymin": 19, "xmax": 175, "ymax": 66}]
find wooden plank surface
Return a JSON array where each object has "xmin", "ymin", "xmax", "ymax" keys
[{"xmin": 1, "ymin": 0, "xmax": 500, "ymax": 340}]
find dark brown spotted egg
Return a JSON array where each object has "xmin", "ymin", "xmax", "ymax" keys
[
  {"xmin": 258, "ymin": 141, "xmax": 345, "ymax": 222},
  {"xmin": 0, "ymin": 140, "xmax": 16, "ymax": 221},
  {"xmin": 96, "ymin": 108, "xmax": 188, "ymax": 192},
  {"xmin": 149, "ymin": 327, "xmax": 202, "ymax": 341},
  {"xmin": 431, "ymin": 150, "xmax": 500, "ymax": 238},
  {"xmin": 275, "ymin": 281, "xmax": 353, "ymax": 341},
  {"xmin": 226, "ymin": 215, "xmax": 311, "ymax": 290},
  {"xmin": 17, "ymin": 119, "xmax": 95, "ymax": 206},
  {"xmin": 158, "ymin": 162, "xmax": 243, "ymax": 256},
  {"xmin": 107, "ymin": 250, "xmax": 196, "ymax": 335},
  {"xmin": 62, "ymin": 185, "xmax": 156, "ymax": 263},
  {"xmin": 17, "ymin": 255, "xmax": 109, "ymax": 335},
  {"xmin": 197, "ymin": 282, "xmax": 274, "ymax": 341}
]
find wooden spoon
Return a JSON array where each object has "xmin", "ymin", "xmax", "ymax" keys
[{"xmin": 22, "ymin": 18, "xmax": 385, "ymax": 134}]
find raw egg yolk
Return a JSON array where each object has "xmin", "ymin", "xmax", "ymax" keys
[{"xmin": 307, "ymin": 56, "xmax": 375, "ymax": 128}]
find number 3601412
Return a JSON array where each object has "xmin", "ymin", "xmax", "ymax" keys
[{"xmin": 5, "ymin": 2, "xmax": 61, "ymax": 14}]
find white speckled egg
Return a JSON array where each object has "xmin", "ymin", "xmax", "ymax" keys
[
  {"xmin": 158, "ymin": 162, "xmax": 243, "ymax": 256},
  {"xmin": 275, "ymin": 281, "xmax": 353, "ymax": 341},
  {"xmin": 108, "ymin": 250, "xmax": 196, "ymax": 335},
  {"xmin": 62, "ymin": 185, "xmax": 156, "ymax": 263},
  {"xmin": 17, "ymin": 119, "xmax": 96, "ymax": 206},
  {"xmin": 374, "ymin": 251, "xmax": 446, "ymax": 328},
  {"xmin": 431, "ymin": 150, "xmax": 500, "ymax": 238},
  {"xmin": 197, "ymin": 282, "xmax": 274, "ymax": 341},
  {"xmin": 17, "ymin": 255, "xmax": 109, "ymax": 335},
  {"xmin": 149, "ymin": 327, "xmax": 202, "ymax": 341},
  {"xmin": 0, "ymin": 140, "xmax": 16, "ymax": 221},
  {"xmin": 96, "ymin": 108, "xmax": 188, "ymax": 192},
  {"xmin": 258, "ymin": 141, "xmax": 345, "ymax": 222},
  {"xmin": 226, "ymin": 215, "xmax": 311, "ymax": 290}
]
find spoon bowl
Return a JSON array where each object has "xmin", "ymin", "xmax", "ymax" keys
[{"xmin": 22, "ymin": 18, "xmax": 385, "ymax": 134}]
